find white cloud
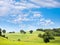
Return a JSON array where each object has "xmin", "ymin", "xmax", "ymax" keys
[
  {"xmin": 27, "ymin": 25, "xmax": 36, "ymax": 31},
  {"xmin": 19, "ymin": 24, "xmax": 36, "ymax": 31},
  {"xmin": 11, "ymin": 0, "xmax": 40, "ymax": 9},
  {"xmin": 0, "ymin": 0, "xmax": 55, "ymax": 26},
  {"xmin": 0, "ymin": 0, "xmax": 10, "ymax": 16},
  {"xmin": 33, "ymin": 12, "xmax": 42, "ymax": 17},
  {"xmin": 13, "ymin": 17, "xmax": 29, "ymax": 23},
  {"xmin": 30, "ymin": 0, "xmax": 60, "ymax": 8},
  {"xmin": 10, "ymin": 14, "xmax": 30, "ymax": 23},
  {"xmin": 0, "ymin": 0, "xmax": 60, "ymax": 16},
  {"xmin": 0, "ymin": 0, "xmax": 40, "ymax": 16},
  {"xmin": 39, "ymin": 18, "xmax": 54, "ymax": 26}
]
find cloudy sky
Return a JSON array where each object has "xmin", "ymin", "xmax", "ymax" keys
[{"xmin": 0, "ymin": 0, "xmax": 60, "ymax": 32}]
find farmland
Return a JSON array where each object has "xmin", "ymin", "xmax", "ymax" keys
[{"xmin": 0, "ymin": 31, "xmax": 60, "ymax": 45}]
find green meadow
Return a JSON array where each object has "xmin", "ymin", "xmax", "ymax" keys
[{"xmin": 0, "ymin": 31, "xmax": 60, "ymax": 45}]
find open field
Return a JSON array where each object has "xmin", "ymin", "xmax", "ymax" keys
[{"xmin": 0, "ymin": 31, "xmax": 60, "ymax": 45}]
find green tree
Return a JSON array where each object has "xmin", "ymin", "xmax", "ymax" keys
[
  {"xmin": 2, "ymin": 29, "xmax": 6, "ymax": 34},
  {"xmin": 2, "ymin": 29, "xmax": 6, "ymax": 37},
  {"xmin": 36, "ymin": 29, "xmax": 43, "ymax": 31},
  {"xmin": 20, "ymin": 30, "xmax": 25, "ymax": 34},
  {"xmin": 43, "ymin": 34, "xmax": 50, "ymax": 43},
  {"xmin": 0, "ymin": 28, "xmax": 2, "ymax": 36},
  {"xmin": 23, "ymin": 31, "xmax": 26, "ymax": 34},
  {"xmin": 29, "ymin": 30, "xmax": 33, "ymax": 34},
  {"xmin": 38, "ymin": 29, "xmax": 55, "ymax": 43},
  {"xmin": 42, "ymin": 31, "xmax": 55, "ymax": 43},
  {"xmin": 45, "ymin": 30, "xmax": 55, "ymax": 40}
]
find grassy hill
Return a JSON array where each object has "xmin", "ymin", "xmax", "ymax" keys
[{"xmin": 0, "ymin": 31, "xmax": 60, "ymax": 45}]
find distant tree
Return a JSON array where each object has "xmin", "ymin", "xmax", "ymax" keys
[
  {"xmin": 12, "ymin": 31, "xmax": 15, "ymax": 33},
  {"xmin": 23, "ymin": 31, "xmax": 26, "ymax": 34},
  {"xmin": 2, "ymin": 29, "xmax": 6, "ymax": 34},
  {"xmin": 36, "ymin": 29, "xmax": 43, "ymax": 31},
  {"xmin": 9, "ymin": 32, "xmax": 12, "ymax": 33},
  {"xmin": 0, "ymin": 28, "xmax": 2, "ymax": 36},
  {"xmin": 29, "ymin": 30, "xmax": 33, "ymax": 34},
  {"xmin": 56, "ymin": 28, "xmax": 60, "ymax": 33},
  {"xmin": 9, "ymin": 31, "xmax": 15, "ymax": 33},
  {"xmin": 20, "ymin": 30, "xmax": 25, "ymax": 34},
  {"xmin": 52, "ymin": 28, "xmax": 60, "ymax": 36},
  {"xmin": 53, "ymin": 28, "xmax": 57, "ymax": 32},
  {"xmin": 43, "ymin": 29, "xmax": 52, "ymax": 32}
]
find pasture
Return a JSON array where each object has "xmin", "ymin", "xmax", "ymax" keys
[{"xmin": 0, "ymin": 31, "xmax": 60, "ymax": 45}]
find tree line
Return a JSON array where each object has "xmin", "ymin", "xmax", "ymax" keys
[{"xmin": 36, "ymin": 28, "xmax": 60, "ymax": 36}]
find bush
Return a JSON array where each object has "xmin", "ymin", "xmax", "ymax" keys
[
  {"xmin": 17, "ymin": 39, "xmax": 21, "ymax": 41},
  {"xmin": 23, "ymin": 31, "xmax": 26, "ymax": 34},
  {"xmin": 5, "ymin": 37, "xmax": 8, "ymax": 39},
  {"xmin": 48, "ymin": 36, "xmax": 55, "ymax": 40},
  {"xmin": 2, "ymin": 35, "xmax": 5, "ymax": 37},
  {"xmin": 38, "ymin": 34, "xmax": 43, "ymax": 38},
  {"xmin": 54, "ymin": 33, "xmax": 60, "ymax": 36}
]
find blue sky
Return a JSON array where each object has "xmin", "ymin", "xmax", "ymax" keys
[{"xmin": 0, "ymin": 0, "xmax": 60, "ymax": 32}]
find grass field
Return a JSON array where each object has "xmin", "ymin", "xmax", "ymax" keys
[{"xmin": 0, "ymin": 31, "xmax": 60, "ymax": 45}]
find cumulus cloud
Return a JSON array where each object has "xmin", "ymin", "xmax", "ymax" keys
[
  {"xmin": 39, "ymin": 18, "xmax": 54, "ymax": 26},
  {"xmin": 33, "ymin": 12, "xmax": 42, "ymax": 17},
  {"xmin": 0, "ymin": 0, "xmax": 10, "ymax": 16},
  {"xmin": 30, "ymin": 0, "xmax": 60, "ymax": 8},
  {"xmin": 0, "ymin": 0, "xmax": 55, "ymax": 26},
  {"xmin": 0, "ymin": 0, "xmax": 60, "ymax": 16}
]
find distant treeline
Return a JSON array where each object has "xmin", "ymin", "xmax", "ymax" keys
[
  {"xmin": 36, "ymin": 28, "xmax": 60, "ymax": 36},
  {"xmin": 0, "ymin": 28, "xmax": 60, "ymax": 36}
]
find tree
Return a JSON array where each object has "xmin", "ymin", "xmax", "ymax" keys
[
  {"xmin": 53, "ymin": 28, "xmax": 57, "ymax": 32},
  {"xmin": 42, "ymin": 31, "xmax": 55, "ymax": 43},
  {"xmin": 43, "ymin": 35, "xmax": 50, "ymax": 43},
  {"xmin": 42, "ymin": 33, "xmax": 50, "ymax": 43},
  {"xmin": 0, "ymin": 28, "xmax": 2, "ymax": 36},
  {"xmin": 36, "ymin": 29, "xmax": 43, "ymax": 31},
  {"xmin": 44, "ymin": 30, "xmax": 55, "ymax": 40},
  {"xmin": 2, "ymin": 29, "xmax": 6, "ymax": 34},
  {"xmin": 23, "ymin": 31, "xmax": 26, "ymax": 34},
  {"xmin": 38, "ymin": 30, "xmax": 55, "ymax": 43},
  {"xmin": 2, "ymin": 29, "xmax": 6, "ymax": 37},
  {"xmin": 52, "ymin": 28, "xmax": 60, "ymax": 36},
  {"xmin": 20, "ymin": 30, "xmax": 25, "ymax": 34},
  {"xmin": 29, "ymin": 30, "xmax": 33, "ymax": 34}
]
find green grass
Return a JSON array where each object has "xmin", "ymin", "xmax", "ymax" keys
[{"xmin": 0, "ymin": 31, "xmax": 60, "ymax": 45}]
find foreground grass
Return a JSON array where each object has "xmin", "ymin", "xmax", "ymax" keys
[{"xmin": 0, "ymin": 36, "xmax": 60, "ymax": 45}]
